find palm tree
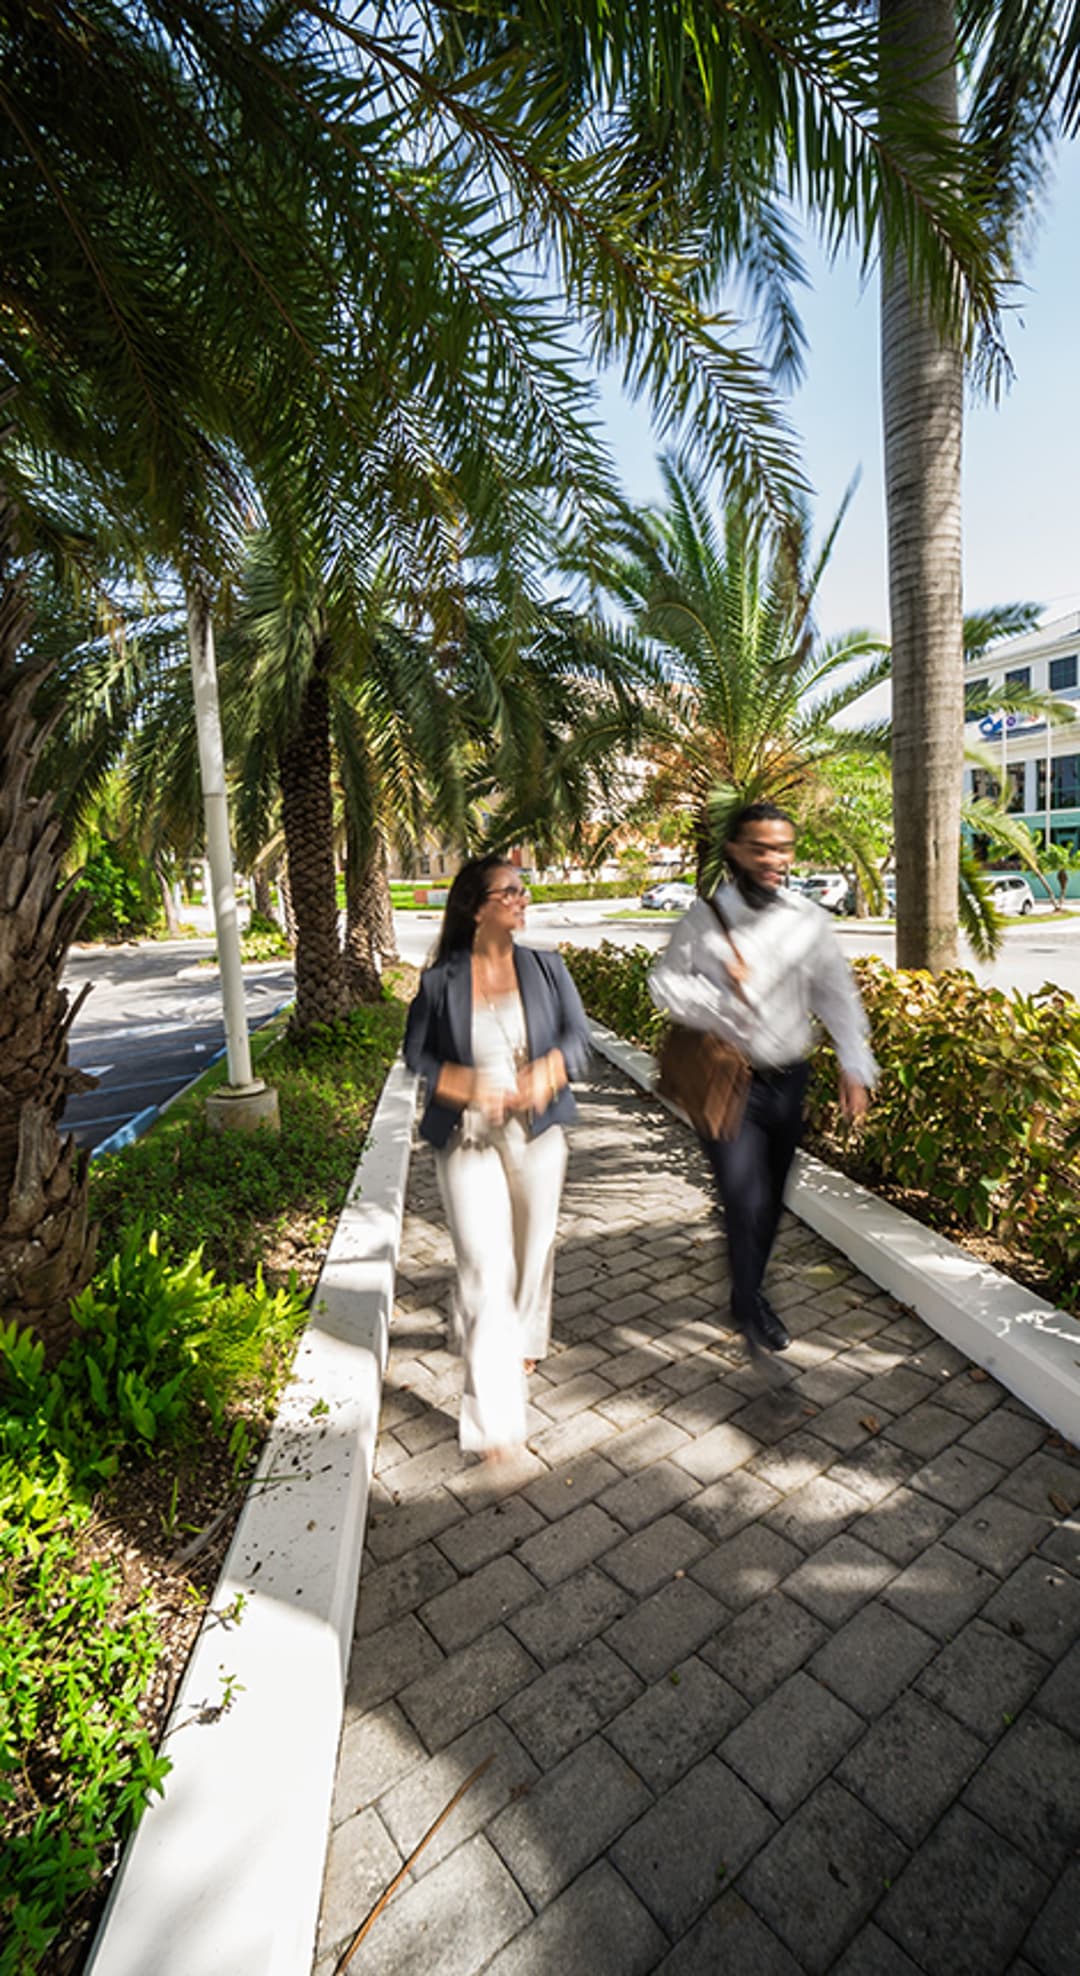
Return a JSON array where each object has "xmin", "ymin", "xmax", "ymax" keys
[{"xmin": 600, "ymin": 458, "xmax": 891, "ymax": 891}]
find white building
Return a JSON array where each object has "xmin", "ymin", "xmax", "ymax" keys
[{"xmin": 963, "ymin": 610, "xmax": 1080, "ymax": 855}]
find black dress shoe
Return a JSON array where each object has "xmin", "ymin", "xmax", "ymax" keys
[{"xmin": 754, "ymin": 1295, "xmax": 791, "ymax": 1353}]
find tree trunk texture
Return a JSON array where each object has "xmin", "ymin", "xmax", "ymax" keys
[
  {"xmin": 880, "ymin": 0, "xmax": 964, "ymax": 974},
  {"xmin": 279, "ymin": 648, "xmax": 349, "ymax": 1033},
  {"xmin": 155, "ymin": 854, "xmax": 183, "ymax": 937},
  {"xmin": 251, "ymin": 868, "xmax": 273, "ymax": 920},
  {"xmin": 0, "ymin": 505, "xmax": 97, "ymax": 1358},
  {"xmin": 344, "ymin": 825, "xmax": 397, "ymax": 1002}
]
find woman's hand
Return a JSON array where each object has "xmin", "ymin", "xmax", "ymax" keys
[
  {"xmin": 433, "ymin": 1062, "xmax": 510, "ymax": 1122},
  {"xmin": 513, "ymin": 1050, "xmax": 565, "ymax": 1115}
]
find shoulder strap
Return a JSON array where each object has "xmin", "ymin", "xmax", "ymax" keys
[{"xmin": 704, "ymin": 891, "xmax": 750, "ymax": 1003}]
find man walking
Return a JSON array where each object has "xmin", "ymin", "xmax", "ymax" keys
[{"xmin": 648, "ymin": 802, "xmax": 875, "ymax": 1354}]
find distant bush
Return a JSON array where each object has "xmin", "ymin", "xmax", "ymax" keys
[
  {"xmin": 72, "ymin": 843, "xmax": 159, "ymax": 942},
  {"xmin": 562, "ymin": 942, "xmax": 1080, "ymax": 1306}
]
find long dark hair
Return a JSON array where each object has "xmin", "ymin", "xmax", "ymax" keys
[{"xmin": 431, "ymin": 854, "xmax": 515, "ymax": 964}]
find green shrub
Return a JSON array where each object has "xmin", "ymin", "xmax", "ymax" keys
[
  {"xmin": 72, "ymin": 843, "xmax": 159, "ymax": 943},
  {"xmin": 563, "ymin": 941, "xmax": 1080, "ymax": 1307}
]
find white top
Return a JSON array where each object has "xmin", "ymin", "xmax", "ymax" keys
[
  {"xmin": 461, "ymin": 989, "xmax": 527, "ymax": 1143},
  {"xmin": 648, "ymin": 884, "xmax": 877, "ymax": 1085}
]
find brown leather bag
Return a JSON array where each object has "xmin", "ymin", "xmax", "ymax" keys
[{"xmin": 655, "ymin": 896, "xmax": 751, "ymax": 1141}]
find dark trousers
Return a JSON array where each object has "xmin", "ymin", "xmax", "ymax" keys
[{"xmin": 700, "ymin": 1061, "xmax": 809, "ymax": 1333}]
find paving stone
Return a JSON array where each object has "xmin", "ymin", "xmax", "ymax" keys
[
  {"xmin": 881, "ymin": 1542, "xmax": 996, "ymax": 1640},
  {"xmin": 1032, "ymin": 1638, "xmax": 1080, "ymax": 1737},
  {"xmin": 763, "ymin": 1474, "xmax": 865, "ymax": 1553},
  {"xmin": 981, "ymin": 1555, "xmax": 1080, "ymax": 1661},
  {"xmin": 793, "ymin": 1359, "xmax": 868, "ymax": 1406},
  {"xmin": 690, "ymin": 1522, "xmax": 803, "ymax": 1612},
  {"xmin": 600, "ymin": 1345, "xmax": 675, "ymax": 1390},
  {"xmin": 738, "ymin": 1778, "xmax": 906, "ymax": 1975},
  {"xmin": 1020, "ymin": 1856, "xmax": 1080, "ymax": 1976},
  {"xmin": 828, "ymin": 1439, "xmax": 923, "ymax": 1508},
  {"xmin": 907, "ymin": 1336, "xmax": 970, "ymax": 1380},
  {"xmin": 875, "ymin": 1805, "xmax": 1050, "ymax": 1976},
  {"xmin": 907, "ymin": 1444, "xmax": 1006, "ymax": 1513},
  {"xmin": 963, "ymin": 1711, "xmax": 1080, "ymax": 1872},
  {"xmin": 783, "ymin": 1534, "xmax": 898, "ymax": 1628},
  {"xmin": 818, "ymin": 1306, "xmax": 890, "ymax": 1344},
  {"xmin": 397, "ymin": 1627, "xmax": 538, "ymax": 1752},
  {"xmin": 1039, "ymin": 1515, "xmax": 1080, "ymax": 1572},
  {"xmin": 521, "ymin": 1451, "xmax": 621, "ymax": 1522},
  {"xmin": 525, "ymin": 1407, "xmax": 618, "ymax": 1468},
  {"xmin": 594, "ymin": 1378, "xmax": 675, "ymax": 1430},
  {"xmin": 596, "ymin": 1457, "xmax": 700, "ymax": 1532},
  {"xmin": 607, "ymin": 1654, "xmax": 747, "ymax": 1791},
  {"xmin": 878, "ymin": 1314, "xmax": 934, "ymax": 1349},
  {"xmin": 745, "ymin": 1431, "xmax": 837, "ymax": 1496},
  {"xmin": 354, "ymin": 1542, "xmax": 459, "ymax": 1638},
  {"xmin": 393, "ymin": 1409, "xmax": 459, "ymax": 1457},
  {"xmin": 944, "ymin": 1493, "xmax": 1049, "ymax": 1578},
  {"xmin": 378, "ymin": 1436, "xmax": 466, "ymax": 1502},
  {"xmin": 613, "ymin": 1755, "xmax": 776, "ymax": 1937},
  {"xmin": 600, "ymin": 1414, "xmax": 693, "ymax": 1474},
  {"xmin": 812, "ymin": 1395, "xmax": 897, "ymax": 1453},
  {"xmin": 513, "ymin": 1502, "xmax": 623, "ymax": 1587},
  {"xmin": 346, "ymin": 1612, "xmax": 445, "ymax": 1713},
  {"xmin": 838, "ymin": 1689, "xmax": 983, "ymax": 1844},
  {"xmin": 831, "ymin": 1927, "xmax": 924, "ymax": 1973},
  {"xmin": 997, "ymin": 1449, "xmax": 1080, "ymax": 1517},
  {"xmin": 703, "ymin": 1590, "xmax": 830, "ymax": 1702},
  {"xmin": 418, "ymin": 1554, "xmax": 541, "ymax": 1653},
  {"xmin": 655, "ymin": 1355, "xmax": 723, "ymax": 1397},
  {"xmin": 727, "ymin": 1388, "xmax": 811, "ymax": 1447},
  {"xmin": 660, "ymin": 1378, "xmax": 744, "ymax": 1433},
  {"xmin": 315, "ymin": 1805, "xmax": 403, "ymax": 1964},
  {"xmin": 850, "ymin": 1486, "xmax": 955, "ymax": 1565},
  {"xmin": 808, "ymin": 1601, "xmax": 937, "ymax": 1718},
  {"xmin": 603, "ymin": 1513, "xmax": 712, "ymax": 1596},
  {"xmin": 346, "ymin": 1831, "xmax": 531, "ymax": 1976},
  {"xmin": 882, "ymin": 1401, "xmax": 968, "ymax": 1460},
  {"xmin": 603, "ymin": 1574, "xmax": 725, "ymax": 1682},
  {"xmin": 434, "ymin": 1496, "xmax": 545, "ymax": 1574},
  {"xmin": 480, "ymin": 1860, "xmax": 667, "ymax": 1976},
  {"xmin": 507, "ymin": 1563, "xmax": 631, "ymax": 1669},
  {"xmin": 654, "ymin": 1891, "xmax": 802, "ymax": 1974},
  {"xmin": 917, "ymin": 1615, "xmax": 1050, "ymax": 1743},
  {"xmin": 959, "ymin": 1408, "xmax": 1048, "ymax": 1467},
  {"xmin": 488, "ymin": 1734, "xmax": 651, "ymax": 1906},
  {"xmin": 540, "ymin": 1340, "xmax": 612, "ymax": 1384},
  {"xmin": 682, "ymin": 1469, "xmax": 782, "ymax": 1545},
  {"xmin": 376, "ymin": 1717, "xmax": 538, "ymax": 1879},
  {"xmin": 365, "ymin": 1488, "xmax": 464, "ymax": 1562},
  {"xmin": 331, "ymin": 1701, "xmax": 427, "ymax": 1823},
  {"xmin": 498, "ymin": 1638, "xmax": 644, "ymax": 1771},
  {"xmin": 529, "ymin": 1370, "xmax": 618, "ymax": 1423},
  {"xmin": 720, "ymin": 1670, "xmax": 862, "ymax": 1817},
  {"xmin": 837, "ymin": 1341, "xmax": 906, "ymax": 1381}
]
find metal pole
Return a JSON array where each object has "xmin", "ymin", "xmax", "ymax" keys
[{"xmin": 185, "ymin": 585, "xmax": 257, "ymax": 1092}]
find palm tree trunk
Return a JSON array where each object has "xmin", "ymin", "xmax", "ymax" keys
[
  {"xmin": 252, "ymin": 868, "xmax": 273, "ymax": 920},
  {"xmin": 279, "ymin": 645, "xmax": 349, "ymax": 1033},
  {"xmin": 154, "ymin": 853, "xmax": 183, "ymax": 937},
  {"xmin": 345, "ymin": 824, "xmax": 399, "ymax": 1000},
  {"xmin": 0, "ymin": 502, "xmax": 97, "ymax": 1358},
  {"xmin": 880, "ymin": 0, "xmax": 964, "ymax": 974}
]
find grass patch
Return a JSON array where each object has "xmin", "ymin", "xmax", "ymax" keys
[{"xmin": 1, "ymin": 994, "xmax": 407, "ymax": 1974}]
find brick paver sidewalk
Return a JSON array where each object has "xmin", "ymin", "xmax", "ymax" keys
[{"xmin": 314, "ymin": 1060, "xmax": 1080, "ymax": 1976}]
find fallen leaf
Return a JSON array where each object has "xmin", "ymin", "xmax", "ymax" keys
[
  {"xmin": 1048, "ymin": 1490, "xmax": 1071, "ymax": 1517},
  {"xmin": 969, "ymin": 1368, "xmax": 989, "ymax": 1383},
  {"xmin": 859, "ymin": 1416, "xmax": 882, "ymax": 1435}
]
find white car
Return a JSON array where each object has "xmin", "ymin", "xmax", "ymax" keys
[
  {"xmin": 640, "ymin": 881, "xmax": 697, "ymax": 911},
  {"xmin": 988, "ymin": 875, "xmax": 1035, "ymax": 916},
  {"xmin": 800, "ymin": 872, "xmax": 852, "ymax": 914}
]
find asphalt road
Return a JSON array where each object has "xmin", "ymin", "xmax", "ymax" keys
[
  {"xmin": 62, "ymin": 942, "xmax": 293, "ymax": 1152},
  {"xmin": 60, "ymin": 900, "xmax": 1080, "ymax": 1152}
]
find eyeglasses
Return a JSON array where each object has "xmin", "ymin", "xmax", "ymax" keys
[{"xmin": 486, "ymin": 883, "xmax": 529, "ymax": 901}]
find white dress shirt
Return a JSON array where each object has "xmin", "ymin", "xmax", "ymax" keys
[{"xmin": 648, "ymin": 883, "xmax": 877, "ymax": 1085}]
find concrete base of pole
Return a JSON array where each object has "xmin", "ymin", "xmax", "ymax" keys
[{"xmin": 205, "ymin": 1082, "xmax": 280, "ymax": 1135}]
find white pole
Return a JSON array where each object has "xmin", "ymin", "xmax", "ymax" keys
[{"xmin": 186, "ymin": 586, "xmax": 257, "ymax": 1092}]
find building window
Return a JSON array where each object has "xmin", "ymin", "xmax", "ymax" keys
[
  {"xmin": 1049, "ymin": 654, "xmax": 1078, "ymax": 692},
  {"xmin": 1006, "ymin": 764, "xmax": 1026, "ymax": 813},
  {"xmin": 964, "ymin": 677, "xmax": 988, "ymax": 711},
  {"xmin": 1005, "ymin": 666, "xmax": 1031, "ymax": 690},
  {"xmin": 1037, "ymin": 755, "xmax": 1080, "ymax": 810}
]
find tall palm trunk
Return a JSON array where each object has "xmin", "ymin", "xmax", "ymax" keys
[
  {"xmin": 344, "ymin": 824, "xmax": 399, "ymax": 1002},
  {"xmin": 0, "ymin": 503, "xmax": 96, "ymax": 1357},
  {"xmin": 881, "ymin": 0, "xmax": 964, "ymax": 973},
  {"xmin": 279, "ymin": 645, "xmax": 349, "ymax": 1033}
]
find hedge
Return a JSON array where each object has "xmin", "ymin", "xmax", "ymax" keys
[{"xmin": 561, "ymin": 940, "xmax": 1080, "ymax": 1307}]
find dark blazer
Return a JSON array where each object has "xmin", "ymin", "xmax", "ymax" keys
[{"xmin": 404, "ymin": 944, "xmax": 591, "ymax": 1149}]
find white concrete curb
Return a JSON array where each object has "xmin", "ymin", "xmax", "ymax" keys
[
  {"xmin": 587, "ymin": 1021, "xmax": 1080, "ymax": 1445},
  {"xmin": 87, "ymin": 1058, "xmax": 419, "ymax": 1976}
]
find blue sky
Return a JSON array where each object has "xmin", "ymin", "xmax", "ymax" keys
[{"xmin": 597, "ymin": 139, "xmax": 1080, "ymax": 642}]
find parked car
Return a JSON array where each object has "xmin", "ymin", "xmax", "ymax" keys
[
  {"xmin": 800, "ymin": 872, "xmax": 853, "ymax": 914},
  {"xmin": 640, "ymin": 881, "xmax": 697, "ymax": 912},
  {"xmin": 988, "ymin": 874, "xmax": 1035, "ymax": 916}
]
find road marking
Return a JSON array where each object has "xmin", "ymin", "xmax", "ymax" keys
[{"xmin": 81, "ymin": 1064, "xmax": 114, "ymax": 1078}]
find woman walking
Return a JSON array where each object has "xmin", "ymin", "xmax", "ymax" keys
[{"xmin": 404, "ymin": 856, "xmax": 590, "ymax": 1458}]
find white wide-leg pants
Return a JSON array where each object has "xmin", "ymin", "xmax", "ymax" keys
[{"xmin": 435, "ymin": 1119, "xmax": 567, "ymax": 1453}]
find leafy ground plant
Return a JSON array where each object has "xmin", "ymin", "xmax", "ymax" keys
[{"xmin": 0, "ymin": 994, "xmax": 405, "ymax": 1974}]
